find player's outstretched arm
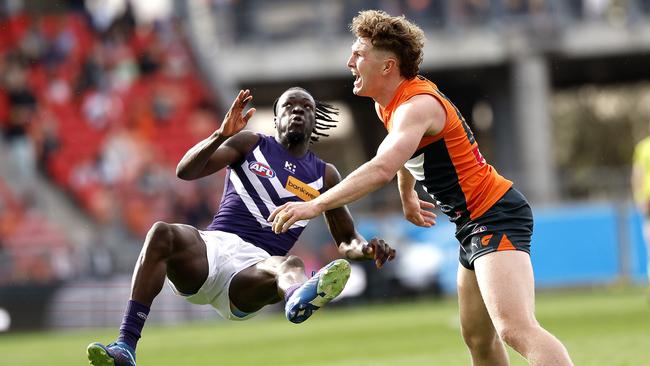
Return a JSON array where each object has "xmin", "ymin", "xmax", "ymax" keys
[
  {"xmin": 322, "ymin": 163, "xmax": 396, "ymax": 268},
  {"xmin": 268, "ymin": 95, "xmax": 446, "ymax": 233},
  {"xmin": 176, "ymin": 89, "xmax": 258, "ymax": 180}
]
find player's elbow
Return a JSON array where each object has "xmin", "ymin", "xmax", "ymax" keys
[{"xmin": 175, "ymin": 165, "xmax": 194, "ymax": 180}]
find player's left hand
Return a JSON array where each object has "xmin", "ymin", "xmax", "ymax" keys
[
  {"xmin": 269, "ymin": 201, "xmax": 322, "ymax": 233},
  {"xmin": 401, "ymin": 190, "xmax": 436, "ymax": 227},
  {"xmin": 362, "ymin": 238, "xmax": 396, "ymax": 268}
]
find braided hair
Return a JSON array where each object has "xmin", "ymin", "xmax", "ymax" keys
[{"xmin": 273, "ymin": 87, "xmax": 339, "ymax": 143}]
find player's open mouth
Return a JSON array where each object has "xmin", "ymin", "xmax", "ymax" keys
[
  {"xmin": 289, "ymin": 117, "xmax": 304, "ymax": 127},
  {"xmin": 352, "ymin": 72, "xmax": 361, "ymax": 87}
]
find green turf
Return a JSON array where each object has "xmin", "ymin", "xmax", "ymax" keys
[{"xmin": 1, "ymin": 287, "xmax": 649, "ymax": 365}]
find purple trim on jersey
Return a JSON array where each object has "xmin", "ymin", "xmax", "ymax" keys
[{"xmin": 206, "ymin": 135, "xmax": 327, "ymax": 256}]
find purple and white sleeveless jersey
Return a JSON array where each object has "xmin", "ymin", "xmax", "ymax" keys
[{"xmin": 207, "ymin": 135, "xmax": 327, "ymax": 256}]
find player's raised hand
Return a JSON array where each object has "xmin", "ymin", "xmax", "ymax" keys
[
  {"xmin": 401, "ymin": 189, "xmax": 436, "ymax": 227},
  {"xmin": 218, "ymin": 89, "xmax": 256, "ymax": 137},
  {"xmin": 362, "ymin": 238, "xmax": 396, "ymax": 269}
]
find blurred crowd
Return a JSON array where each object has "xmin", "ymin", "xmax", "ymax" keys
[
  {"xmin": 0, "ymin": 1, "xmax": 224, "ymax": 284},
  {"xmin": 212, "ymin": 0, "xmax": 650, "ymax": 45}
]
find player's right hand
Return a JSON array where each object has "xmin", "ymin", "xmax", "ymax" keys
[
  {"xmin": 362, "ymin": 238, "xmax": 396, "ymax": 269},
  {"xmin": 401, "ymin": 190, "xmax": 436, "ymax": 227},
  {"xmin": 217, "ymin": 89, "xmax": 256, "ymax": 137}
]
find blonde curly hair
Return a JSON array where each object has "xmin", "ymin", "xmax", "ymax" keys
[{"xmin": 350, "ymin": 10, "xmax": 425, "ymax": 79}]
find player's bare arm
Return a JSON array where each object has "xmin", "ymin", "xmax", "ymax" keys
[
  {"xmin": 269, "ymin": 94, "xmax": 445, "ymax": 233},
  {"xmin": 313, "ymin": 94, "xmax": 446, "ymax": 210},
  {"xmin": 398, "ymin": 167, "xmax": 436, "ymax": 227},
  {"xmin": 322, "ymin": 163, "xmax": 396, "ymax": 268},
  {"xmin": 176, "ymin": 89, "xmax": 258, "ymax": 180}
]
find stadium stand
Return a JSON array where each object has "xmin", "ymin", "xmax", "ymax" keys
[
  {"xmin": 0, "ymin": 176, "xmax": 72, "ymax": 285},
  {"xmin": 0, "ymin": 3, "xmax": 228, "ymax": 297},
  {"xmin": 0, "ymin": 6, "xmax": 224, "ymax": 240}
]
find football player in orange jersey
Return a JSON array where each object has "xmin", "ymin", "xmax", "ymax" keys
[{"xmin": 270, "ymin": 10, "xmax": 573, "ymax": 366}]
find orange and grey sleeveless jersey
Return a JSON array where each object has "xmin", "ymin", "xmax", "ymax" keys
[{"xmin": 379, "ymin": 76, "xmax": 512, "ymax": 222}]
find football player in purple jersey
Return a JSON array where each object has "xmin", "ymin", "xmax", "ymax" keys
[{"xmin": 86, "ymin": 88, "xmax": 396, "ymax": 366}]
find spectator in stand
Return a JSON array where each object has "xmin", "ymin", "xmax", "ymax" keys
[{"xmin": 3, "ymin": 61, "xmax": 37, "ymax": 193}]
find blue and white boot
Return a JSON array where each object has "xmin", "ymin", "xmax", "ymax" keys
[
  {"xmin": 285, "ymin": 259, "xmax": 351, "ymax": 324},
  {"xmin": 86, "ymin": 341, "xmax": 136, "ymax": 366}
]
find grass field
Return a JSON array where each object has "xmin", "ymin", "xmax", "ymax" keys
[{"xmin": 1, "ymin": 286, "xmax": 649, "ymax": 365}]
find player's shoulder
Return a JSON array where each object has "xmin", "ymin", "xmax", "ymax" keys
[
  {"xmin": 226, "ymin": 130, "xmax": 262, "ymax": 153},
  {"xmin": 238, "ymin": 130, "xmax": 263, "ymax": 141},
  {"xmin": 323, "ymin": 162, "xmax": 342, "ymax": 189},
  {"xmin": 399, "ymin": 77, "xmax": 445, "ymax": 113},
  {"xmin": 403, "ymin": 93, "xmax": 444, "ymax": 111},
  {"xmin": 394, "ymin": 94, "xmax": 446, "ymax": 127}
]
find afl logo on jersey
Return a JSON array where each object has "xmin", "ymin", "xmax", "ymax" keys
[{"xmin": 248, "ymin": 161, "xmax": 276, "ymax": 178}]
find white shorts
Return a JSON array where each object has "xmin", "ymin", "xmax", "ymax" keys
[{"xmin": 167, "ymin": 230, "xmax": 270, "ymax": 321}]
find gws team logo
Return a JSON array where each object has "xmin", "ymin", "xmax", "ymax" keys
[{"xmin": 248, "ymin": 161, "xmax": 276, "ymax": 178}]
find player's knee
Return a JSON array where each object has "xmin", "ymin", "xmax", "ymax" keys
[
  {"xmin": 144, "ymin": 221, "xmax": 175, "ymax": 254},
  {"xmin": 496, "ymin": 322, "xmax": 537, "ymax": 350},
  {"xmin": 461, "ymin": 326, "xmax": 499, "ymax": 354}
]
